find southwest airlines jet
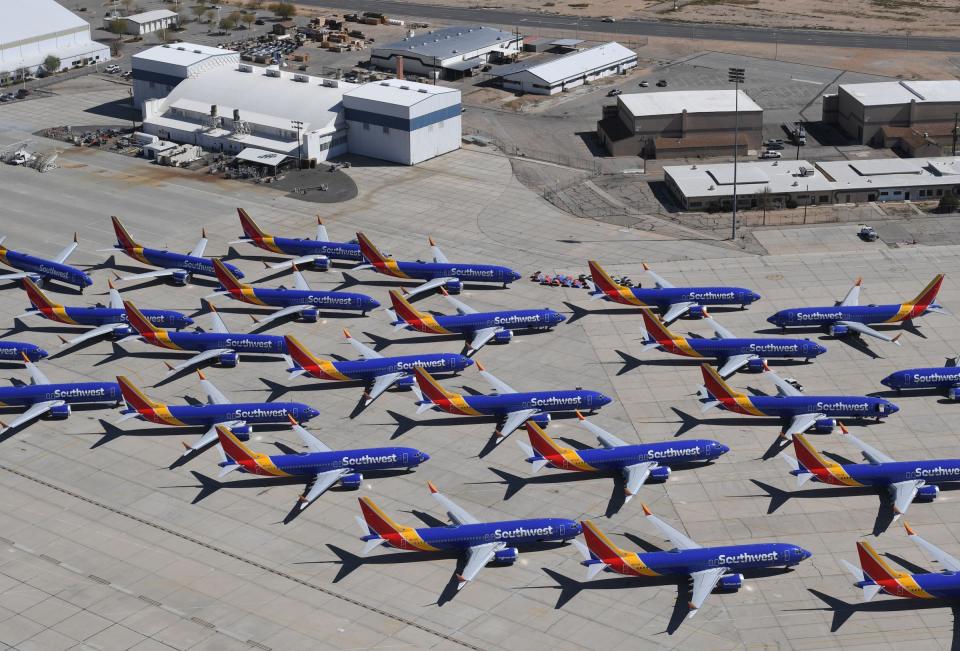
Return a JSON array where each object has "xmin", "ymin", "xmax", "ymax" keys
[
  {"xmin": 388, "ymin": 289, "xmax": 565, "ymax": 356},
  {"xmin": 881, "ymin": 355, "xmax": 960, "ymax": 399},
  {"xmin": 767, "ymin": 275, "xmax": 946, "ymax": 343},
  {"xmin": 0, "ymin": 233, "xmax": 92, "ymax": 290},
  {"xmin": 843, "ymin": 523, "xmax": 960, "ymax": 602},
  {"xmin": 0, "ymin": 355, "xmax": 120, "ymax": 434},
  {"xmin": 412, "ymin": 363, "xmax": 611, "ymax": 442},
  {"xmin": 783, "ymin": 426, "xmax": 958, "ymax": 518},
  {"xmin": 0, "ymin": 342, "xmax": 48, "ymax": 363},
  {"xmin": 116, "ymin": 372, "xmax": 318, "ymax": 454},
  {"xmin": 105, "ymin": 216, "xmax": 244, "ymax": 285},
  {"xmin": 518, "ymin": 416, "xmax": 728, "ymax": 501},
  {"xmin": 574, "ymin": 505, "xmax": 810, "ymax": 618},
  {"xmin": 356, "ymin": 232, "xmax": 521, "ymax": 299},
  {"xmin": 699, "ymin": 363, "xmax": 897, "ymax": 439},
  {"xmin": 357, "ymin": 481, "xmax": 580, "ymax": 591},
  {"xmin": 232, "ymin": 207, "xmax": 362, "ymax": 271},
  {"xmin": 640, "ymin": 307, "xmax": 826, "ymax": 377},
  {"xmin": 215, "ymin": 421, "xmax": 428, "ymax": 511},
  {"xmin": 284, "ymin": 332, "xmax": 472, "ymax": 406},
  {"xmin": 587, "ymin": 260, "xmax": 761, "ymax": 323}
]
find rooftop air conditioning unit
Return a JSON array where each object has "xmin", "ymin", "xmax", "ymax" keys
[
  {"xmin": 400, "ymin": 85, "xmax": 409, "ymax": 90},
  {"xmin": 417, "ymin": 88, "xmax": 428, "ymax": 93},
  {"xmin": 266, "ymin": 68, "xmax": 281, "ymax": 77},
  {"xmin": 380, "ymin": 81, "xmax": 390, "ymax": 86},
  {"xmin": 323, "ymin": 79, "xmax": 339, "ymax": 87},
  {"xmin": 294, "ymin": 74, "xmax": 309, "ymax": 82},
  {"xmin": 238, "ymin": 64, "xmax": 253, "ymax": 72},
  {"xmin": 177, "ymin": 46, "xmax": 185, "ymax": 51},
  {"xmin": 193, "ymin": 50, "xmax": 201, "ymax": 54}
]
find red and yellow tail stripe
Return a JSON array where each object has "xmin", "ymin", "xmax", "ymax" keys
[
  {"xmin": 792, "ymin": 435, "xmax": 863, "ymax": 486},
  {"xmin": 359, "ymin": 497, "xmax": 439, "ymax": 551},
  {"xmin": 857, "ymin": 541, "xmax": 934, "ymax": 599},
  {"xmin": 581, "ymin": 520, "xmax": 659, "ymax": 576},
  {"xmin": 111, "ymin": 216, "xmax": 149, "ymax": 264},
  {"xmin": 887, "ymin": 274, "xmax": 946, "ymax": 323},
  {"xmin": 389, "ymin": 290, "xmax": 450, "ymax": 334},
  {"xmin": 216, "ymin": 425, "xmax": 290, "ymax": 477},
  {"xmin": 22, "ymin": 278, "xmax": 77, "ymax": 324},
  {"xmin": 357, "ymin": 232, "xmax": 408, "ymax": 278},
  {"xmin": 284, "ymin": 335, "xmax": 351, "ymax": 381},
  {"xmin": 587, "ymin": 261, "xmax": 647, "ymax": 307},
  {"xmin": 700, "ymin": 364, "xmax": 764, "ymax": 416},
  {"xmin": 123, "ymin": 301, "xmax": 183, "ymax": 350},
  {"xmin": 213, "ymin": 259, "xmax": 265, "ymax": 305},
  {"xmin": 116, "ymin": 376, "xmax": 187, "ymax": 426},
  {"xmin": 237, "ymin": 208, "xmax": 283, "ymax": 253},
  {"xmin": 412, "ymin": 367, "xmax": 481, "ymax": 416},
  {"xmin": 526, "ymin": 421, "xmax": 597, "ymax": 472},
  {"xmin": 640, "ymin": 308, "xmax": 699, "ymax": 357}
]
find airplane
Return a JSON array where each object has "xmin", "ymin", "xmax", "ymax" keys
[
  {"xmin": 122, "ymin": 300, "xmax": 285, "ymax": 374},
  {"xmin": 639, "ymin": 307, "xmax": 826, "ymax": 377},
  {"xmin": 782, "ymin": 425, "xmax": 956, "ymax": 519},
  {"xmin": 880, "ymin": 355, "xmax": 960, "ymax": 399},
  {"xmin": 411, "ymin": 363, "xmax": 612, "ymax": 443},
  {"xmin": 0, "ymin": 341, "xmax": 48, "ymax": 363},
  {"xmin": 356, "ymin": 232, "xmax": 521, "ymax": 299},
  {"xmin": 104, "ymin": 216, "xmax": 245, "ymax": 285},
  {"xmin": 214, "ymin": 420, "xmax": 429, "ymax": 510},
  {"xmin": 573, "ymin": 506, "xmax": 811, "ymax": 618},
  {"xmin": 766, "ymin": 275, "xmax": 946, "ymax": 344},
  {"xmin": 0, "ymin": 354, "xmax": 120, "ymax": 434},
  {"xmin": 842, "ymin": 522, "xmax": 960, "ymax": 602},
  {"xmin": 211, "ymin": 259, "xmax": 379, "ymax": 327},
  {"xmin": 357, "ymin": 481, "xmax": 581, "ymax": 591},
  {"xmin": 0, "ymin": 233, "xmax": 92, "ymax": 290},
  {"xmin": 699, "ymin": 363, "xmax": 898, "ymax": 439},
  {"xmin": 587, "ymin": 260, "xmax": 761, "ymax": 324},
  {"xmin": 284, "ymin": 332, "xmax": 472, "ymax": 406},
  {"xmin": 387, "ymin": 289, "xmax": 565, "ymax": 356},
  {"xmin": 231, "ymin": 207, "xmax": 362, "ymax": 271},
  {"xmin": 115, "ymin": 372, "xmax": 319, "ymax": 454},
  {"xmin": 517, "ymin": 416, "xmax": 729, "ymax": 502},
  {"xmin": 18, "ymin": 278, "xmax": 192, "ymax": 349}
]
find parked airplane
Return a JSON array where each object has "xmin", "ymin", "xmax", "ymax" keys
[
  {"xmin": 357, "ymin": 481, "xmax": 581, "ymax": 590},
  {"xmin": 842, "ymin": 523, "xmax": 960, "ymax": 602},
  {"xmin": 587, "ymin": 260, "xmax": 761, "ymax": 323},
  {"xmin": 116, "ymin": 372, "xmax": 319, "ymax": 454},
  {"xmin": 211, "ymin": 259, "xmax": 379, "ymax": 327},
  {"xmin": 232, "ymin": 207, "xmax": 362, "ymax": 270},
  {"xmin": 639, "ymin": 307, "xmax": 826, "ymax": 377},
  {"xmin": 388, "ymin": 289, "xmax": 565, "ymax": 356},
  {"xmin": 574, "ymin": 505, "xmax": 811, "ymax": 618},
  {"xmin": 517, "ymin": 416, "xmax": 728, "ymax": 501},
  {"xmin": 214, "ymin": 420, "xmax": 429, "ymax": 510},
  {"xmin": 0, "ymin": 341, "xmax": 47, "ymax": 363},
  {"xmin": 19, "ymin": 278, "xmax": 192, "ymax": 348},
  {"xmin": 122, "ymin": 300, "xmax": 285, "ymax": 374},
  {"xmin": 356, "ymin": 232, "xmax": 521, "ymax": 298},
  {"xmin": 699, "ymin": 363, "xmax": 898, "ymax": 439},
  {"xmin": 0, "ymin": 354, "xmax": 120, "ymax": 434},
  {"xmin": 411, "ymin": 363, "xmax": 611, "ymax": 442},
  {"xmin": 782, "ymin": 426, "xmax": 957, "ymax": 519},
  {"xmin": 767, "ymin": 275, "xmax": 946, "ymax": 343},
  {"xmin": 0, "ymin": 233, "xmax": 92, "ymax": 290},
  {"xmin": 881, "ymin": 355, "xmax": 960, "ymax": 399},
  {"xmin": 284, "ymin": 332, "xmax": 472, "ymax": 406},
  {"xmin": 104, "ymin": 216, "xmax": 244, "ymax": 285}
]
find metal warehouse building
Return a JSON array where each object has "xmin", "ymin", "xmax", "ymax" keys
[
  {"xmin": 113, "ymin": 9, "xmax": 179, "ymax": 36},
  {"xmin": 370, "ymin": 26, "xmax": 521, "ymax": 80},
  {"xmin": 598, "ymin": 89, "xmax": 762, "ymax": 158},
  {"xmin": 1, "ymin": 0, "xmax": 110, "ymax": 75},
  {"xmin": 132, "ymin": 43, "xmax": 238, "ymax": 113},
  {"xmin": 495, "ymin": 42, "xmax": 637, "ymax": 95}
]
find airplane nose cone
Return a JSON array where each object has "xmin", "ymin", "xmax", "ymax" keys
[
  {"xmin": 462, "ymin": 357, "xmax": 475, "ymax": 367},
  {"xmin": 800, "ymin": 548, "xmax": 812, "ymax": 560},
  {"xmin": 816, "ymin": 343, "xmax": 828, "ymax": 355},
  {"xmin": 36, "ymin": 348, "xmax": 50, "ymax": 360},
  {"xmin": 185, "ymin": 317, "xmax": 195, "ymax": 326},
  {"xmin": 880, "ymin": 375, "xmax": 892, "ymax": 387},
  {"xmin": 750, "ymin": 292, "xmax": 761, "ymax": 302},
  {"xmin": 512, "ymin": 271, "xmax": 522, "ymax": 281},
  {"xmin": 368, "ymin": 298, "xmax": 381, "ymax": 309},
  {"xmin": 717, "ymin": 443, "xmax": 731, "ymax": 455},
  {"xmin": 555, "ymin": 313, "xmax": 567, "ymax": 324},
  {"xmin": 419, "ymin": 452, "xmax": 430, "ymax": 463},
  {"xmin": 570, "ymin": 521, "xmax": 583, "ymax": 536},
  {"xmin": 766, "ymin": 314, "xmax": 780, "ymax": 326},
  {"xmin": 887, "ymin": 402, "xmax": 900, "ymax": 414},
  {"xmin": 598, "ymin": 394, "xmax": 613, "ymax": 406}
]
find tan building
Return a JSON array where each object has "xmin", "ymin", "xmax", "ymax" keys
[{"xmin": 597, "ymin": 89, "xmax": 763, "ymax": 158}]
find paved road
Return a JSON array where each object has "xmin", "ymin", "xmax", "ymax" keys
[{"xmin": 303, "ymin": 0, "xmax": 960, "ymax": 52}]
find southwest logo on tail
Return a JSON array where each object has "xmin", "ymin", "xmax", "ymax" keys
[
  {"xmin": 0, "ymin": 233, "xmax": 91, "ymax": 290},
  {"xmin": 232, "ymin": 208, "xmax": 361, "ymax": 271}
]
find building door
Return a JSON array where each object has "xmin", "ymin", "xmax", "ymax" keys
[{"xmin": 904, "ymin": 192, "xmax": 910, "ymax": 200}]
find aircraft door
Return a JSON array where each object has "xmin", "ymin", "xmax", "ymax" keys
[{"xmin": 402, "ymin": 452, "xmax": 408, "ymax": 465}]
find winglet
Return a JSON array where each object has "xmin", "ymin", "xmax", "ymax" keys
[
  {"xmin": 428, "ymin": 236, "xmax": 436, "ymax": 247},
  {"xmin": 107, "ymin": 278, "xmax": 115, "ymax": 290},
  {"xmin": 202, "ymin": 228, "xmax": 207, "ymax": 239},
  {"xmin": 891, "ymin": 333, "xmax": 903, "ymax": 346},
  {"xmin": 475, "ymin": 360, "xmax": 486, "ymax": 372},
  {"xmin": 73, "ymin": 232, "xmax": 78, "ymax": 243},
  {"xmin": 197, "ymin": 369, "xmax": 206, "ymax": 381},
  {"xmin": 291, "ymin": 263, "xmax": 300, "ymax": 272},
  {"xmin": 20, "ymin": 352, "xmax": 31, "ymax": 364},
  {"xmin": 642, "ymin": 262, "xmax": 650, "ymax": 271},
  {"xmin": 838, "ymin": 421, "xmax": 849, "ymax": 435},
  {"xmin": 181, "ymin": 441, "xmax": 191, "ymax": 451},
  {"xmin": 761, "ymin": 360, "xmax": 771, "ymax": 372},
  {"xmin": 317, "ymin": 216, "xmax": 323, "ymax": 225},
  {"xmin": 343, "ymin": 328, "xmax": 351, "ymax": 339},
  {"xmin": 439, "ymin": 287, "xmax": 449, "ymax": 297},
  {"xmin": 641, "ymin": 503, "xmax": 652, "ymax": 517},
  {"xmin": 904, "ymin": 521, "xmax": 917, "ymax": 537},
  {"xmin": 701, "ymin": 307, "xmax": 711, "ymax": 318},
  {"xmin": 575, "ymin": 410, "xmax": 586, "ymax": 421},
  {"xmin": 163, "ymin": 361, "xmax": 174, "ymax": 372},
  {"xmin": 287, "ymin": 414, "xmax": 298, "ymax": 427},
  {"xmin": 854, "ymin": 277, "xmax": 862, "ymax": 287},
  {"xmin": 427, "ymin": 480, "xmax": 439, "ymax": 494}
]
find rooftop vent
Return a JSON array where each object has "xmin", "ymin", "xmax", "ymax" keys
[
  {"xmin": 266, "ymin": 67, "xmax": 281, "ymax": 77},
  {"xmin": 193, "ymin": 49, "xmax": 201, "ymax": 54},
  {"xmin": 417, "ymin": 88, "xmax": 428, "ymax": 93},
  {"xmin": 238, "ymin": 64, "xmax": 252, "ymax": 72},
  {"xmin": 322, "ymin": 79, "xmax": 339, "ymax": 87},
  {"xmin": 177, "ymin": 46, "xmax": 185, "ymax": 51},
  {"xmin": 293, "ymin": 74, "xmax": 309, "ymax": 82},
  {"xmin": 400, "ymin": 85, "xmax": 409, "ymax": 90},
  {"xmin": 380, "ymin": 81, "xmax": 390, "ymax": 86}
]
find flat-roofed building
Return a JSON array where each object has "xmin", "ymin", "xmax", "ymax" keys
[
  {"xmin": 494, "ymin": 42, "xmax": 636, "ymax": 95},
  {"xmin": 132, "ymin": 43, "xmax": 238, "ymax": 113},
  {"xmin": 370, "ymin": 26, "xmax": 521, "ymax": 80},
  {"xmin": 111, "ymin": 9, "xmax": 179, "ymax": 36},
  {"xmin": 1, "ymin": 0, "xmax": 110, "ymax": 76}
]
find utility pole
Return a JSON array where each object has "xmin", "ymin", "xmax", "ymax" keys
[
  {"xmin": 953, "ymin": 112, "xmax": 958, "ymax": 156},
  {"xmin": 291, "ymin": 119, "xmax": 303, "ymax": 169},
  {"xmin": 728, "ymin": 67, "xmax": 744, "ymax": 241}
]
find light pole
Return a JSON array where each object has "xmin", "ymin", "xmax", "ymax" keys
[
  {"xmin": 728, "ymin": 67, "xmax": 744, "ymax": 241},
  {"xmin": 291, "ymin": 119, "xmax": 303, "ymax": 169}
]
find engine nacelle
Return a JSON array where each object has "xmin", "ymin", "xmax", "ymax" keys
[
  {"xmin": 444, "ymin": 279, "xmax": 463, "ymax": 294},
  {"xmin": 686, "ymin": 305, "xmax": 706, "ymax": 319},
  {"xmin": 528, "ymin": 412, "xmax": 551, "ymax": 428},
  {"xmin": 112, "ymin": 325, "xmax": 135, "ymax": 340},
  {"xmin": 310, "ymin": 257, "xmax": 330, "ymax": 272},
  {"xmin": 493, "ymin": 329, "xmax": 513, "ymax": 344},
  {"xmin": 746, "ymin": 358, "xmax": 766, "ymax": 373},
  {"xmin": 949, "ymin": 386, "xmax": 960, "ymax": 401},
  {"xmin": 299, "ymin": 307, "xmax": 319, "ymax": 323},
  {"xmin": 828, "ymin": 324, "xmax": 849, "ymax": 337},
  {"xmin": 395, "ymin": 375, "xmax": 415, "ymax": 388},
  {"xmin": 218, "ymin": 351, "xmax": 239, "ymax": 368},
  {"xmin": 339, "ymin": 473, "xmax": 363, "ymax": 490},
  {"xmin": 493, "ymin": 547, "xmax": 519, "ymax": 565},
  {"xmin": 916, "ymin": 485, "xmax": 940, "ymax": 502},
  {"xmin": 814, "ymin": 418, "xmax": 836, "ymax": 434},
  {"xmin": 47, "ymin": 404, "xmax": 71, "ymax": 420},
  {"xmin": 231, "ymin": 424, "xmax": 252, "ymax": 440},
  {"xmin": 171, "ymin": 269, "xmax": 189, "ymax": 286},
  {"xmin": 649, "ymin": 466, "xmax": 671, "ymax": 482},
  {"xmin": 718, "ymin": 573, "xmax": 744, "ymax": 592}
]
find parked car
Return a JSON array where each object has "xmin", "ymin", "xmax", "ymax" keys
[
  {"xmin": 857, "ymin": 224, "xmax": 879, "ymax": 242},
  {"xmin": 638, "ymin": 80, "xmax": 649, "ymax": 87},
  {"xmin": 104, "ymin": 64, "xmax": 120, "ymax": 74},
  {"xmin": 121, "ymin": 70, "xmax": 132, "ymax": 79},
  {"xmin": 15, "ymin": 89, "xmax": 30, "ymax": 99},
  {"xmin": 766, "ymin": 142, "xmax": 784, "ymax": 150},
  {"xmin": 759, "ymin": 150, "xmax": 782, "ymax": 159},
  {"xmin": 481, "ymin": 65, "xmax": 491, "ymax": 72},
  {"xmin": 766, "ymin": 138, "xmax": 784, "ymax": 145},
  {"xmin": 254, "ymin": 18, "xmax": 265, "ymax": 25},
  {"xmin": 601, "ymin": 16, "xmax": 616, "ymax": 22},
  {"xmin": 656, "ymin": 79, "xmax": 668, "ymax": 87},
  {"xmin": 607, "ymin": 89, "xmax": 622, "ymax": 97}
]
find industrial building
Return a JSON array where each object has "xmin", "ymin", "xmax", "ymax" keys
[
  {"xmin": 598, "ymin": 89, "xmax": 763, "ymax": 158},
  {"xmin": 370, "ymin": 26, "xmax": 522, "ymax": 80},
  {"xmin": 132, "ymin": 43, "xmax": 239, "ymax": 113},
  {"xmin": 494, "ymin": 42, "xmax": 637, "ymax": 95},
  {"xmin": 822, "ymin": 80, "xmax": 960, "ymax": 151},
  {"xmin": 110, "ymin": 9, "xmax": 179, "ymax": 36},
  {"xmin": 0, "ymin": 0, "xmax": 110, "ymax": 75},
  {"xmin": 664, "ymin": 156, "xmax": 960, "ymax": 211}
]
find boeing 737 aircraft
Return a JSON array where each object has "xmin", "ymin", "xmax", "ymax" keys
[
  {"xmin": 0, "ymin": 233, "xmax": 92, "ymax": 290},
  {"xmin": 881, "ymin": 355, "xmax": 960, "ymax": 399},
  {"xmin": 574, "ymin": 505, "xmax": 811, "ymax": 618},
  {"xmin": 843, "ymin": 523, "xmax": 960, "ymax": 602},
  {"xmin": 0, "ymin": 354, "xmax": 120, "ymax": 434},
  {"xmin": 388, "ymin": 289, "xmax": 565, "ymax": 356},
  {"xmin": 412, "ymin": 364, "xmax": 611, "ymax": 442},
  {"xmin": 122, "ymin": 301, "xmax": 285, "ymax": 374},
  {"xmin": 517, "ymin": 417, "xmax": 728, "ymax": 501},
  {"xmin": 232, "ymin": 208, "xmax": 362, "ymax": 270},
  {"xmin": 284, "ymin": 332, "xmax": 472, "ymax": 406},
  {"xmin": 587, "ymin": 261, "xmax": 761, "ymax": 323},
  {"xmin": 699, "ymin": 363, "xmax": 898, "ymax": 439},
  {"xmin": 356, "ymin": 232, "xmax": 521, "ymax": 298},
  {"xmin": 104, "ymin": 216, "xmax": 244, "ymax": 285},
  {"xmin": 782, "ymin": 426, "xmax": 959, "ymax": 519},
  {"xmin": 358, "ymin": 481, "xmax": 581, "ymax": 591},
  {"xmin": 640, "ymin": 307, "xmax": 826, "ymax": 377},
  {"xmin": 211, "ymin": 259, "xmax": 378, "ymax": 327},
  {"xmin": 116, "ymin": 372, "xmax": 318, "ymax": 454},
  {"xmin": 0, "ymin": 341, "xmax": 48, "ymax": 363},
  {"xmin": 215, "ymin": 420, "xmax": 428, "ymax": 510},
  {"xmin": 767, "ymin": 275, "xmax": 946, "ymax": 343}
]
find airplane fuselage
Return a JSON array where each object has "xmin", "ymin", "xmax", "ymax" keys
[
  {"xmin": 881, "ymin": 367, "xmax": 960, "ymax": 391},
  {"xmin": 374, "ymin": 518, "xmax": 581, "ymax": 552},
  {"xmin": 0, "ymin": 248, "xmax": 92, "ymax": 288},
  {"xmin": 223, "ymin": 286, "xmax": 379, "ymax": 313},
  {"xmin": 371, "ymin": 260, "xmax": 520, "ymax": 285},
  {"xmin": 141, "ymin": 331, "xmax": 287, "ymax": 355},
  {"xmin": 536, "ymin": 440, "xmax": 727, "ymax": 473},
  {"xmin": 768, "ymin": 304, "xmax": 929, "ymax": 328},
  {"xmin": 299, "ymin": 353, "xmax": 471, "ymax": 382},
  {"xmin": 430, "ymin": 390, "xmax": 612, "ymax": 417},
  {"xmin": 0, "ymin": 342, "xmax": 48, "ymax": 363},
  {"xmin": 596, "ymin": 543, "xmax": 809, "ymax": 577},
  {"xmin": 224, "ymin": 446, "xmax": 427, "ymax": 477},
  {"xmin": 116, "ymin": 245, "xmax": 244, "ymax": 279},
  {"xmin": 129, "ymin": 402, "xmax": 317, "ymax": 427},
  {"xmin": 655, "ymin": 337, "xmax": 824, "ymax": 360},
  {"xmin": 600, "ymin": 286, "xmax": 759, "ymax": 309},
  {"xmin": 399, "ymin": 309, "xmax": 565, "ymax": 335},
  {"xmin": 800, "ymin": 459, "xmax": 960, "ymax": 488},
  {"xmin": 30, "ymin": 305, "xmax": 192, "ymax": 330},
  {"xmin": 240, "ymin": 235, "xmax": 362, "ymax": 261},
  {"xmin": 0, "ymin": 382, "xmax": 121, "ymax": 407},
  {"xmin": 863, "ymin": 573, "xmax": 960, "ymax": 600},
  {"xmin": 715, "ymin": 394, "xmax": 897, "ymax": 420}
]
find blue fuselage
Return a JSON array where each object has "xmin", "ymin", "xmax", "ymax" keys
[
  {"xmin": 32, "ymin": 306, "xmax": 192, "ymax": 331},
  {"xmin": 161, "ymin": 331, "xmax": 287, "ymax": 355},
  {"xmin": 241, "ymin": 235, "xmax": 362, "ymax": 261},
  {"xmin": 881, "ymin": 367, "xmax": 960, "ymax": 391},
  {"xmin": 399, "ymin": 309, "xmax": 566, "ymax": 335},
  {"xmin": 864, "ymin": 573, "xmax": 960, "ymax": 600},
  {"xmin": 393, "ymin": 518, "xmax": 581, "ymax": 551},
  {"xmin": 130, "ymin": 402, "xmax": 319, "ymax": 427},
  {"xmin": 0, "ymin": 382, "xmax": 121, "ymax": 407},
  {"xmin": 768, "ymin": 305, "xmax": 917, "ymax": 328},
  {"xmin": 241, "ymin": 287, "xmax": 379, "ymax": 313},
  {"xmin": 0, "ymin": 249, "xmax": 92, "ymax": 288},
  {"xmin": 806, "ymin": 460, "xmax": 960, "ymax": 488},
  {"xmin": 119, "ymin": 245, "xmax": 245, "ymax": 280},
  {"xmin": 680, "ymin": 338, "xmax": 826, "ymax": 360},
  {"xmin": 718, "ymin": 394, "xmax": 898, "ymax": 420},
  {"xmin": 534, "ymin": 440, "xmax": 728, "ymax": 473},
  {"xmin": 0, "ymin": 342, "xmax": 48, "ymax": 363},
  {"xmin": 386, "ymin": 261, "xmax": 521, "ymax": 285},
  {"xmin": 443, "ymin": 391, "xmax": 612, "ymax": 416},
  {"xmin": 300, "ymin": 353, "xmax": 472, "ymax": 382},
  {"xmin": 626, "ymin": 543, "xmax": 809, "ymax": 575},
  {"xmin": 626, "ymin": 287, "xmax": 759, "ymax": 309},
  {"xmin": 227, "ymin": 446, "xmax": 428, "ymax": 476}
]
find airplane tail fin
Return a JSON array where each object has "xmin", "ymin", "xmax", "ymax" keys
[
  {"xmin": 356, "ymin": 232, "xmax": 390, "ymax": 265},
  {"xmin": 389, "ymin": 290, "xmax": 428, "ymax": 324},
  {"xmin": 789, "ymin": 435, "xmax": 825, "ymax": 487},
  {"xmin": 587, "ymin": 261, "xmax": 624, "ymax": 296},
  {"xmin": 122, "ymin": 300, "xmax": 162, "ymax": 336},
  {"xmin": 358, "ymin": 496, "xmax": 407, "ymax": 554},
  {"xmin": 525, "ymin": 421, "xmax": 568, "ymax": 472},
  {"xmin": 856, "ymin": 540, "xmax": 906, "ymax": 601},
  {"xmin": 699, "ymin": 364, "xmax": 744, "ymax": 402},
  {"xmin": 640, "ymin": 307, "xmax": 675, "ymax": 345},
  {"xmin": 907, "ymin": 274, "xmax": 946, "ymax": 313},
  {"xmin": 579, "ymin": 520, "xmax": 623, "ymax": 579},
  {"xmin": 284, "ymin": 335, "xmax": 324, "ymax": 374},
  {"xmin": 110, "ymin": 216, "xmax": 140, "ymax": 250},
  {"xmin": 213, "ymin": 259, "xmax": 249, "ymax": 293},
  {"xmin": 411, "ymin": 367, "xmax": 457, "ymax": 413},
  {"xmin": 237, "ymin": 207, "xmax": 269, "ymax": 240},
  {"xmin": 22, "ymin": 278, "xmax": 62, "ymax": 312},
  {"xmin": 215, "ymin": 424, "xmax": 258, "ymax": 466},
  {"xmin": 116, "ymin": 375, "xmax": 163, "ymax": 411}
]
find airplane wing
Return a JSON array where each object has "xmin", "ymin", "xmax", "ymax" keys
[
  {"xmin": 23, "ymin": 358, "xmax": 50, "ymax": 385},
  {"xmin": 466, "ymin": 327, "xmax": 501, "ymax": 355},
  {"xmin": 891, "ymin": 480, "xmax": 924, "ymax": 518},
  {"xmin": 457, "ymin": 542, "xmax": 501, "ymax": 590},
  {"xmin": 198, "ymin": 372, "xmax": 231, "ymax": 404},
  {"xmin": 115, "ymin": 268, "xmax": 180, "ymax": 283},
  {"xmin": 716, "ymin": 354, "xmax": 754, "ymax": 378},
  {"xmin": 906, "ymin": 524, "xmax": 960, "ymax": 573},
  {"xmin": 429, "ymin": 483, "xmax": 480, "ymax": 525},
  {"xmin": 208, "ymin": 309, "xmax": 229, "ymax": 334},
  {"xmin": 576, "ymin": 412, "xmax": 628, "ymax": 448},
  {"xmin": 399, "ymin": 277, "xmax": 458, "ymax": 301},
  {"xmin": 53, "ymin": 237, "xmax": 79, "ymax": 264},
  {"xmin": 299, "ymin": 469, "xmax": 348, "ymax": 509},
  {"xmin": 252, "ymin": 304, "xmax": 309, "ymax": 328},
  {"xmin": 165, "ymin": 349, "xmax": 233, "ymax": 375},
  {"xmin": 843, "ymin": 429, "xmax": 895, "ymax": 464},
  {"xmin": 292, "ymin": 268, "xmax": 311, "ymax": 292},
  {"xmin": 661, "ymin": 301, "xmax": 696, "ymax": 324},
  {"xmin": 186, "ymin": 420, "xmax": 244, "ymax": 453},
  {"xmin": 441, "ymin": 292, "xmax": 478, "ymax": 315},
  {"xmin": 623, "ymin": 462, "xmax": 657, "ymax": 499},
  {"xmin": 59, "ymin": 323, "xmax": 123, "ymax": 348},
  {"xmin": 289, "ymin": 417, "xmax": 331, "ymax": 453},
  {"xmin": 344, "ymin": 331, "xmax": 382, "ymax": 359},
  {"xmin": 0, "ymin": 400, "xmax": 63, "ymax": 433},
  {"xmin": 429, "ymin": 238, "xmax": 449, "ymax": 264},
  {"xmin": 644, "ymin": 506, "xmax": 701, "ymax": 550},
  {"xmin": 267, "ymin": 255, "xmax": 329, "ymax": 271},
  {"xmin": 688, "ymin": 567, "xmax": 728, "ymax": 618},
  {"xmin": 704, "ymin": 316, "xmax": 736, "ymax": 339},
  {"xmin": 316, "ymin": 219, "xmax": 329, "ymax": 242},
  {"xmin": 836, "ymin": 321, "xmax": 901, "ymax": 345},
  {"xmin": 477, "ymin": 364, "xmax": 516, "ymax": 394},
  {"xmin": 189, "ymin": 232, "xmax": 208, "ymax": 259},
  {"xmin": 497, "ymin": 409, "xmax": 540, "ymax": 442},
  {"xmin": 643, "ymin": 263, "xmax": 675, "ymax": 289},
  {"xmin": 107, "ymin": 282, "xmax": 123, "ymax": 310},
  {"xmin": 0, "ymin": 271, "xmax": 31, "ymax": 282},
  {"xmin": 839, "ymin": 278, "xmax": 862, "ymax": 307},
  {"xmin": 365, "ymin": 372, "xmax": 405, "ymax": 405},
  {"xmin": 764, "ymin": 367, "xmax": 803, "ymax": 397},
  {"xmin": 782, "ymin": 413, "xmax": 825, "ymax": 440}
]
